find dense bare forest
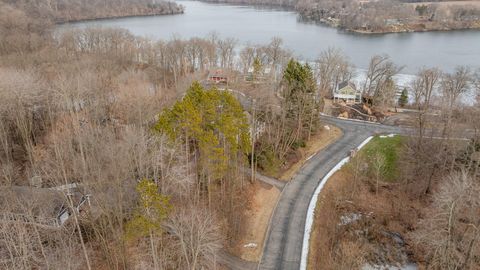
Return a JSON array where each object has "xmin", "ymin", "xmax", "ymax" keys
[
  {"xmin": 1, "ymin": 0, "xmax": 183, "ymax": 23},
  {"xmin": 0, "ymin": 1, "xmax": 313, "ymax": 269},
  {"xmin": 201, "ymin": 0, "xmax": 296, "ymax": 7},
  {"xmin": 1, "ymin": 0, "xmax": 480, "ymax": 269}
]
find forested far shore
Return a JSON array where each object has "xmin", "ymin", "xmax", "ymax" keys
[
  {"xmin": 200, "ymin": 0, "xmax": 296, "ymax": 8},
  {"xmin": 297, "ymin": 0, "xmax": 480, "ymax": 33},
  {"xmin": 200, "ymin": 0, "xmax": 480, "ymax": 33},
  {"xmin": 1, "ymin": 0, "xmax": 184, "ymax": 24}
]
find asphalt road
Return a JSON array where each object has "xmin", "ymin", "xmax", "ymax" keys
[{"xmin": 258, "ymin": 116, "xmax": 407, "ymax": 270}]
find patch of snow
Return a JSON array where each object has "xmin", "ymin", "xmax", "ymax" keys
[
  {"xmin": 243, "ymin": 243, "xmax": 257, "ymax": 248},
  {"xmin": 357, "ymin": 136, "xmax": 374, "ymax": 150},
  {"xmin": 362, "ymin": 263, "xmax": 418, "ymax": 270},
  {"xmin": 379, "ymin": 134, "xmax": 396, "ymax": 138},
  {"xmin": 339, "ymin": 213, "xmax": 362, "ymax": 226}
]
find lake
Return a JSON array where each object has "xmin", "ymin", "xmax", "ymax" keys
[{"xmin": 59, "ymin": 0, "xmax": 480, "ymax": 74}]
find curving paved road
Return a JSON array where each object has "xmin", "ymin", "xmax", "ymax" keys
[{"xmin": 258, "ymin": 116, "xmax": 408, "ymax": 270}]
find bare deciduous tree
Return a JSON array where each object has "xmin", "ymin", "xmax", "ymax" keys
[
  {"xmin": 412, "ymin": 171, "xmax": 480, "ymax": 270},
  {"xmin": 440, "ymin": 66, "xmax": 471, "ymax": 140},
  {"xmin": 411, "ymin": 67, "xmax": 441, "ymax": 149},
  {"xmin": 166, "ymin": 207, "xmax": 223, "ymax": 270},
  {"xmin": 362, "ymin": 54, "xmax": 402, "ymax": 109},
  {"xmin": 372, "ymin": 152, "xmax": 385, "ymax": 196},
  {"xmin": 316, "ymin": 47, "xmax": 355, "ymax": 98}
]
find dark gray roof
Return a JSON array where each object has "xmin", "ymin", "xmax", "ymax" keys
[
  {"xmin": 0, "ymin": 185, "xmax": 86, "ymax": 222},
  {"xmin": 338, "ymin": 81, "xmax": 356, "ymax": 90}
]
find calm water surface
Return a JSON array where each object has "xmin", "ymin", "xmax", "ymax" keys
[{"xmin": 60, "ymin": 0, "xmax": 480, "ymax": 74}]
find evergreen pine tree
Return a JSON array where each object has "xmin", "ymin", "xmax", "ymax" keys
[{"xmin": 398, "ymin": 88, "xmax": 408, "ymax": 107}]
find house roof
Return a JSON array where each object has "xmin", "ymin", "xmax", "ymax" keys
[
  {"xmin": 334, "ymin": 81, "xmax": 360, "ymax": 97},
  {"xmin": 337, "ymin": 81, "xmax": 357, "ymax": 91},
  {"xmin": 0, "ymin": 186, "xmax": 65, "ymax": 218},
  {"xmin": 0, "ymin": 185, "xmax": 87, "ymax": 226},
  {"xmin": 208, "ymin": 69, "xmax": 228, "ymax": 78}
]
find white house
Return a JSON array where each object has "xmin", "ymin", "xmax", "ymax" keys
[{"xmin": 333, "ymin": 81, "xmax": 362, "ymax": 104}]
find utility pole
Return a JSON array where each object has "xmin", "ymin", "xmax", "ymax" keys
[{"xmin": 251, "ymin": 99, "xmax": 256, "ymax": 183}]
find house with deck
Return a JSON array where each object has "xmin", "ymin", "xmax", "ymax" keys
[
  {"xmin": 333, "ymin": 81, "xmax": 362, "ymax": 104},
  {"xmin": 207, "ymin": 69, "xmax": 229, "ymax": 84}
]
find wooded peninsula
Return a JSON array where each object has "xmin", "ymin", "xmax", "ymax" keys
[{"xmin": 202, "ymin": 0, "xmax": 480, "ymax": 33}]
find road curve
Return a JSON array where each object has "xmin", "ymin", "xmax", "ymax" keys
[{"xmin": 258, "ymin": 116, "xmax": 407, "ymax": 270}]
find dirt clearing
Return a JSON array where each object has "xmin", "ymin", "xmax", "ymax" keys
[{"xmin": 235, "ymin": 181, "xmax": 280, "ymax": 262}]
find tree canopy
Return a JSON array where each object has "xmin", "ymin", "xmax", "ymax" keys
[
  {"xmin": 398, "ymin": 88, "xmax": 408, "ymax": 107},
  {"xmin": 281, "ymin": 59, "xmax": 319, "ymax": 141},
  {"xmin": 283, "ymin": 59, "xmax": 316, "ymax": 99},
  {"xmin": 155, "ymin": 82, "xmax": 251, "ymax": 180},
  {"xmin": 126, "ymin": 179, "xmax": 172, "ymax": 240}
]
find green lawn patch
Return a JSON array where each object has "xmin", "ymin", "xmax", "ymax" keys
[{"xmin": 361, "ymin": 135, "xmax": 405, "ymax": 182}]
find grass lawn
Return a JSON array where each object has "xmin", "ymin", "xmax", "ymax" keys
[{"xmin": 360, "ymin": 135, "xmax": 405, "ymax": 182}]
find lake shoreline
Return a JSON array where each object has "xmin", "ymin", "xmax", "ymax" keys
[
  {"xmin": 199, "ymin": 0, "xmax": 480, "ymax": 35},
  {"xmin": 59, "ymin": 0, "xmax": 480, "ymax": 73},
  {"xmin": 55, "ymin": 10, "xmax": 185, "ymax": 25},
  {"xmin": 319, "ymin": 20, "xmax": 480, "ymax": 35}
]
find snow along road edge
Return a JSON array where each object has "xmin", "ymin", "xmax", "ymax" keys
[{"xmin": 299, "ymin": 135, "xmax": 374, "ymax": 270}]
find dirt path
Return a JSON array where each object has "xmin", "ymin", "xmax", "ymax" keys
[{"xmin": 218, "ymin": 250, "xmax": 257, "ymax": 270}]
